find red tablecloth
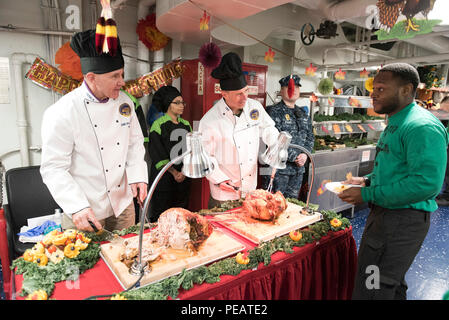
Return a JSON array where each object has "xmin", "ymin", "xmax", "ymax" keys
[{"xmin": 12, "ymin": 227, "xmax": 357, "ymax": 300}]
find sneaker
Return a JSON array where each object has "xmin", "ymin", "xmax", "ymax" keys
[{"xmin": 436, "ymin": 198, "xmax": 449, "ymax": 206}]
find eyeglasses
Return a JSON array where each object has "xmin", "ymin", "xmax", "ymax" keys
[{"xmin": 171, "ymin": 101, "xmax": 187, "ymax": 106}]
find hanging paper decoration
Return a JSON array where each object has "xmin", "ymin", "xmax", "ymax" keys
[
  {"xmin": 136, "ymin": 13, "xmax": 171, "ymax": 51},
  {"xmin": 264, "ymin": 47, "xmax": 275, "ymax": 63},
  {"xmin": 374, "ymin": 0, "xmax": 440, "ymax": 40},
  {"xmin": 334, "ymin": 68, "xmax": 346, "ymax": 80},
  {"xmin": 199, "ymin": 42, "xmax": 222, "ymax": 69},
  {"xmin": 305, "ymin": 63, "xmax": 317, "ymax": 77},
  {"xmin": 365, "ymin": 77, "xmax": 374, "ymax": 93},
  {"xmin": 55, "ymin": 42, "xmax": 83, "ymax": 81},
  {"xmin": 318, "ymin": 78, "xmax": 334, "ymax": 95},
  {"xmin": 288, "ymin": 75, "xmax": 295, "ymax": 98},
  {"xmin": 96, "ymin": 0, "xmax": 118, "ymax": 56},
  {"xmin": 309, "ymin": 93, "xmax": 318, "ymax": 102},
  {"xmin": 359, "ymin": 68, "xmax": 370, "ymax": 78},
  {"xmin": 25, "ymin": 57, "xmax": 184, "ymax": 98},
  {"xmin": 328, "ymin": 97, "xmax": 335, "ymax": 106},
  {"xmin": 199, "ymin": 10, "xmax": 210, "ymax": 30}
]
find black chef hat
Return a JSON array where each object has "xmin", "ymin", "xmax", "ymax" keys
[
  {"xmin": 70, "ymin": 29, "xmax": 124, "ymax": 75},
  {"xmin": 211, "ymin": 52, "xmax": 247, "ymax": 91},
  {"xmin": 279, "ymin": 74, "xmax": 301, "ymax": 87},
  {"xmin": 152, "ymin": 86, "xmax": 182, "ymax": 113}
]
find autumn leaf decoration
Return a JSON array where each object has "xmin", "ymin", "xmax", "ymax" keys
[
  {"xmin": 305, "ymin": 63, "xmax": 317, "ymax": 77},
  {"xmin": 335, "ymin": 68, "xmax": 346, "ymax": 80},
  {"xmin": 200, "ymin": 10, "xmax": 210, "ymax": 30},
  {"xmin": 359, "ymin": 68, "xmax": 370, "ymax": 78},
  {"xmin": 264, "ymin": 47, "xmax": 275, "ymax": 63}
]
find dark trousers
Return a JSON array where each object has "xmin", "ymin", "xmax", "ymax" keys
[
  {"xmin": 438, "ymin": 147, "xmax": 449, "ymax": 199},
  {"xmin": 352, "ymin": 205, "xmax": 431, "ymax": 300},
  {"xmin": 149, "ymin": 181, "xmax": 191, "ymax": 222},
  {"xmin": 261, "ymin": 172, "xmax": 304, "ymax": 199}
]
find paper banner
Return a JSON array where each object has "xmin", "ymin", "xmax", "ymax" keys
[
  {"xmin": 25, "ymin": 57, "xmax": 81, "ymax": 95},
  {"xmin": 25, "ymin": 58, "xmax": 184, "ymax": 98}
]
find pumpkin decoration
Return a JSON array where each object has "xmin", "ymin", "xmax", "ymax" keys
[
  {"xmin": 26, "ymin": 290, "xmax": 48, "ymax": 300},
  {"xmin": 289, "ymin": 230, "xmax": 303, "ymax": 241},
  {"xmin": 235, "ymin": 252, "xmax": 250, "ymax": 265},
  {"xmin": 64, "ymin": 243, "xmax": 81, "ymax": 259},
  {"xmin": 330, "ymin": 218, "xmax": 342, "ymax": 228},
  {"xmin": 23, "ymin": 249, "xmax": 34, "ymax": 262},
  {"xmin": 33, "ymin": 253, "xmax": 49, "ymax": 266}
]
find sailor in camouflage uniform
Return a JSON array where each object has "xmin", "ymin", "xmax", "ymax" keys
[{"xmin": 262, "ymin": 74, "xmax": 314, "ymax": 199}]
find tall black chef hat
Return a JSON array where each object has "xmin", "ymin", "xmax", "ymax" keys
[
  {"xmin": 211, "ymin": 52, "xmax": 247, "ymax": 91},
  {"xmin": 70, "ymin": 29, "xmax": 124, "ymax": 75},
  {"xmin": 152, "ymin": 86, "xmax": 182, "ymax": 113}
]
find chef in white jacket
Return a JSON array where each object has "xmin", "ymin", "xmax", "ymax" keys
[
  {"xmin": 199, "ymin": 52, "xmax": 280, "ymax": 207},
  {"xmin": 40, "ymin": 29, "xmax": 148, "ymax": 232}
]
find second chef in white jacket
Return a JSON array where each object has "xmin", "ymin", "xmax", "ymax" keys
[
  {"xmin": 40, "ymin": 29, "xmax": 148, "ymax": 232},
  {"xmin": 199, "ymin": 52, "xmax": 280, "ymax": 207}
]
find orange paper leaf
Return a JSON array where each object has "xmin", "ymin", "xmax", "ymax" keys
[
  {"xmin": 264, "ymin": 47, "xmax": 275, "ymax": 63},
  {"xmin": 305, "ymin": 63, "xmax": 317, "ymax": 77}
]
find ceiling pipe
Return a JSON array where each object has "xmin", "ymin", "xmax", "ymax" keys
[{"xmin": 318, "ymin": 53, "xmax": 449, "ymax": 72}]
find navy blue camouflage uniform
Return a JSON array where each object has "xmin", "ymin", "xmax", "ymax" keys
[{"xmin": 262, "ymin": 100, "xmax": 314, "ymax": 198}]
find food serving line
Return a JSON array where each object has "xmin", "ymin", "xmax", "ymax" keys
[
  {"xmin": 7, "ymin": 132, "xmax": 357, "ymax": 300},
  {"xmin": 10, "ymin": 212, "xmax": 357, "ymax": 300}
]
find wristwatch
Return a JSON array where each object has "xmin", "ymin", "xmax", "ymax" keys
[{"xmin": 363, "ymin": 176, "xmax": 371, "ymax": 187}]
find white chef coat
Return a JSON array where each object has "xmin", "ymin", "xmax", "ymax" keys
[
  {"xmin": 199, "ymin": 97, "xmax": 279, "ymax": 201},
  {"xmin": 40, "ymin": 81, "xmax": 148, "ymax": 220}
]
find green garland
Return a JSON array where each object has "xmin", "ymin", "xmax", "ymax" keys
[
  {"xmin": 12, "ymin": 242, "xmax": 101, "ymax": 297},
  {"xmin": 11, "ymin": 203, "xmax": 350, "ymax": 300}
]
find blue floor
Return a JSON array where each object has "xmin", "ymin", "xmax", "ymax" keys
[
  {"xmin": 350, "ymin": 206, "xmax": 449, "ymax": 300},
  {"xmin": 1, "ymin": 207, "xmax": 448, "ymax": 300}
]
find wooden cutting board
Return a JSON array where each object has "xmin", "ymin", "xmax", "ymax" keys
[
  {"xmin": 100, "ymin": 229, "xmax": 245, "ymax": 289},
  {"xmin": 211, "ymin": 202, "xmax": 322, "ymax": 244}
]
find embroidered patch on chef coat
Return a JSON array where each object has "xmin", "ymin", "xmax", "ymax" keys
[
  {"xmin": 249, "ymin": 109, "xmax": 259, "ymax": 120},
  {"xmin": 119, "ymin": 103, "xmax": 131, "ymax": 117},
  {"xmin": 285, "ymin": 114, "xmax": 291, "ymax": 121}
]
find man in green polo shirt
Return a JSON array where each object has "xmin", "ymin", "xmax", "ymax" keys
[{"xmin": 339, "ymin": 63, "xmax": 449, "ymax": 300}]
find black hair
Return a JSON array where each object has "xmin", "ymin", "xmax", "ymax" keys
[{"xmin": 379, "ymin": 63, "xmax": 420, "ymax": 93}]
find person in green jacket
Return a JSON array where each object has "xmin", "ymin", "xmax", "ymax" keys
[
  {"xmin": 339, "ymin": 63, "xmax": 449, "ymax": 300},
  {"xmin": 148, "ymin": 86, "xmax": 192, "ymax": 222}
]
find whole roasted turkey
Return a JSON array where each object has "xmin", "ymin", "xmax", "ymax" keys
[
  {"xmin": 120, "ymin": 208, "xmax": 213, "ymax": 268},
  {"xmin": 242, "ymin": 189, "xmax": 287, "ymax": 221},
  {"xmin": 149, "ymin": 207, "xmax": 213, "ymax": 251}
]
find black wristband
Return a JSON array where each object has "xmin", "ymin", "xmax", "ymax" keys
[{"xmin": 364, "ymin": 176, "xmax": 371, "ymax": 187}]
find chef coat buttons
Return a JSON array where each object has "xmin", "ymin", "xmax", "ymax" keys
[
  {"xmin": 118, "ymin": 164, "xmax": 121, "ymax": 168},
  {"xmin": 117, "ymin": 142, "xmax": 120, "ymax": 145},
  {"xmin": 117, "ymin": 185, "xmax": 120, "ymax": 188},
  {"xmin": 94, "ymin": 124, "xmax": 97, "ymax": 128},
  {"xmin": 101, "ymin": 147, "xmax": 104, "ymax": 150},
  {"xmin": 116, "ymin": 120, "xmax": 119, "ymax": 123},
  {"xmin": 105, "ymin": 169, "xmax": 109, "ymax": 172}
]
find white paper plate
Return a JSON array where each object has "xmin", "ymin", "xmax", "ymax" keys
[{"xmin": 325, "ymin": 182, "xmax": 362, "ymax": 194}]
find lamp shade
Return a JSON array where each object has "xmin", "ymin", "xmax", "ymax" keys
[
  {"xmin": 260, "ymin": 131, "xmax": 292, "ymax": 169},
  {"xmin": 182, "ymin": 132, "xmax": 214, "ymax": 178}
]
